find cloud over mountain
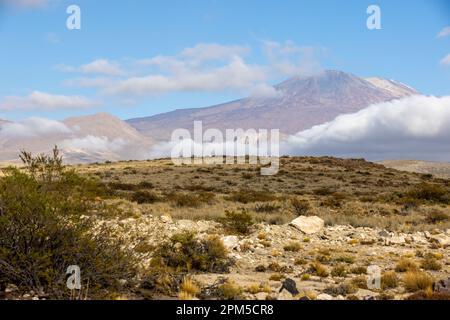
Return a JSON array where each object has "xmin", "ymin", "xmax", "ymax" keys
[{"xmin": 283, "ymin": 95, "xmax": 450, "ymax": 161}]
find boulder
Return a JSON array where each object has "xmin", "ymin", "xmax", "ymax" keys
[
  {"xmin": 221, "ymin": 236, "xmax": 240, "ymax": 251},
  {"xmin": 160, "ymin": 215, "xmax": 172, "ymax": 223},
  {"xmin": 434, "ymin": 278, "xmax": 450, "ymax": 294},
  {"xmin": 279, "ymin": 278, "xmax": 299, "ymax": 296},
  {"xmin": 385, "ymin": 235, "xmax": 406, "ymax": 245},
  {"xmin": 290, "ymin": 216, "xmax": 324, "ymax": 234}
]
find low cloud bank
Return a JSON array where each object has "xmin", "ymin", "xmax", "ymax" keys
[
  {"xmin": 2, "ymin": 95, "xmax": 450, "ymax": 163},
  {"xmin": 282, "ymin": 95, "xmax": 450, "ymax": 161}
]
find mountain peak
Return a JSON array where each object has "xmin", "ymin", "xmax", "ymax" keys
[
  {"xmin": 365, "ymin": 77, "xmax": 419, "ymax": 98},
  {"xmin": 127, "ymin": 70, "xmax": 418, "ymax": 141}
]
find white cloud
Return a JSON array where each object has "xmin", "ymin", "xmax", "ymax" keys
[
  {"xmin": 63, "ymin": 77, "xmax": 117, "ymax": 88},
  {"xmin": 263, "ymin": 40, "xmax": 323, "ymax": 77},
  {"xmin": 0, "ymin": 117, "xmax": 72, "ymax": 138},
  {"xmin": 56, "ymin": 59, "xmax": 124, "ymax": 76},
  {"xmin": 437, "ymin": 26, "xmax": 450, "ymax": 38},
  {"xmin": 106, "ymin": 56, "xmax": 267, "ymax": 96},
  {"xmin": 0, "ymin": 91, "xmax": 99, "ymax": 111},
  {"xmin": 440, "ymin": 54, "xmax": 450, "ymax": 66},
  {"xmin": 60, "ymin": 135, "xmax": 127, "ymax": 153},
  {"xmin": 65, "ymin": 41, "xmax": 322, "ymax": 97},
  {"xmin": 282, "ymin": 95, "xmax": 450, "ymax": 161},
  {"xmin": 180, "ymin": 43, "xmax": 250, "ymax": 62},
  {"xmin": 249, "ymin": 83, "xmax": 282, "ymax": 98},
  {"xmin": 80, "ymin": 59, "xmax": 124, "ymax": 76},
  {"xmin": 2, "ymin": 0, "xmax": 50, "ymax": 8}
]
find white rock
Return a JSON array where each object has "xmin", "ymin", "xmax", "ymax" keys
[
  {"xmin": 277, "ymin": 289, "xmax": 293, "ymax": 300},
  {"xmin": 177, "ymin": 220, "xmax": 199, "ymax": 231},
  {"xmin": 160, "ymin": 215, "xmax": 172, "ymax": 223},
  {"xmin": 386, "ymin": 235, "xmax": 405, "ymax": 245},
  {"xmin": 5, "ymin": 284, "xmax": 18, "ymax": 293},
  {"xmin": 255, "ymin": 292, "xmax": 268, "ymax": 300},
  {"xmin": 355, "ymin": 289, "xmax": 377, "ymax": 300},
  {"xmin": 290, "ymin": 216, "xmax": 324, "ymax": 234},
  {"xmin": 426, "ymin": 233, "xmax": 450, "ymax": 246},
  {"xmin": 221, "ymin": 235, "xmax": 240, "ymax": 251},
  {"xmin": 316, "ymin": 293, "xmax": 334, "ymax": 300}
]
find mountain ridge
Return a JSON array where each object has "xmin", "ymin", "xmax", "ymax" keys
[{"xmin": 126, "ymin": 70, "xmax": 418, "ymax": 141}]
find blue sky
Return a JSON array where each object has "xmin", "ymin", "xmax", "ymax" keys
[{"xmin": 0, "ymin": 0, "xmax": 449, "ymax": 121}]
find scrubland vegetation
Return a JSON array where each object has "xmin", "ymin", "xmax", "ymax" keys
[{"xmin": 1, "ymin": 152, "xmax": 449, "ymax": 300}]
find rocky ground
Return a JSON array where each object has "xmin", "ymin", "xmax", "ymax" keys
[{"xmin": 95, "ymin": 208, "xmax": 450, "ymax": 300}]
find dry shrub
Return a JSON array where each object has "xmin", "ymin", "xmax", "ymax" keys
[
  {"xmin": 310, "ymin": 261, "xmax": 329, "ymax": 278},
  {"xmin": 403, "ymin": 272, "xmax": 434, "ymax": 292},
  {"xmin": 180, "ymin": 277, "xmax": 200, "ymax": 297},
  {"xmin": 395, "ymin": 258, "xmax": 418, "ymax": 272},
  {"xmin": 220, "ymin": 280, "xmax": 242, "ymax": 300},
  {"xmin": 290, "ymin": 198, "xmax": 311, "ymax": 216},
  {"xmin": 381, "ymin": 271, "xmax": 398, "ymax": 289},
  {"xmin": 283, "ymin": 242, "xmax": 302, "ymax": 252},
  {"xmin": 331, "ymin": 264, "xmax": 347, "ymax": 277},
  {"xmin": 420, "ymin": 258, "xmax": 442, "ymax": 271}
]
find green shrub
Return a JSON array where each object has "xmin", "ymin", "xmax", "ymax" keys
[
  {"xmin": 108, "ymin": 182, "xmax": 139, "ymax": 191},
  {"xmin": 138, "ymin": 181, "xmax": 154, "ymax": 189},
  {"xmin": 290, "ymin": 198, "xmax": 311, "ymax": 216},
  {"xmin": 323, "ymin": 283, "xmax": 357, "ymax": 296},
  {"xmin": 407, "ymin": 183, "xmax": 449, "ymax": 204},
  {"xmin": 331, "ymin": 264, "xmax": 347, "ymax": 277},
  {"xmin": 426, "ymin": 211, "xmax": 450, "ymax": 224},
  {"xmin": 283, "ymin": 242, "xmax": 302, "ymax": 252},
  {"xmin": 225, "ymin": 190, "xmax": 277, "ymax": 204},
  {"xmin": 166, "ymin": 192, "xmax": 215, "ymax": 207},
  {"xmin": 151, "ymin": 232, "xmax": 232, "ymax": 273},
  {"xmin": 420, "ymin": 258, "xmax": 442, "ymax": 271},
  {"xmin": 254, "ymin": 202, "xmax": 281, "ymax": 213},
  {"xmin": 131, "ymin": 190, "xmax": 160, "ymax": 204},
  {"xmin": 221, "ymin": 210, "xmax": 254, "ymax": 235},
  {"xmin": 0, "ymin": 149, "xmax": 136, "ymax": 299},
  {"xmin": 350, "ymin": 266, "xmax": 367, "ymax": 275}
]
